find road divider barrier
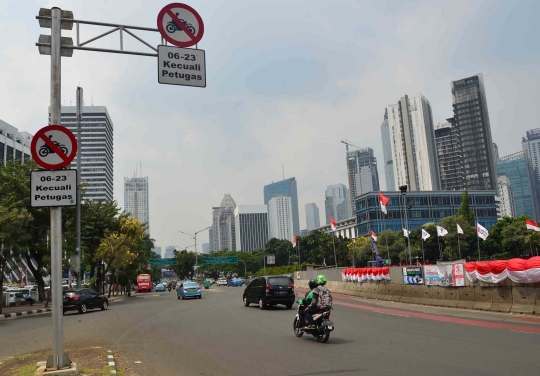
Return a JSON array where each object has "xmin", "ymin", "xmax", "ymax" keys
[
  {"xmin": 429, "ymin": 286, "xmax": 445, "ymax": 307},
  {"xmin": 400, "ymin": 285, "xmax": 412, "ymax": 304},
  {"xmin": 511, "ymin": 287, "xmax": 536, "ymax": 314},
  {"xmin": 419, "ymin": 286, "xmax": 432, "ymax": 305},
  {"xmin": 410, "ymin": 285, "xmax": 422, "ymax": 304},
  {"xmin": 472, "ymin": 287, "xmax": 493, "ymax": 311},
  {"xmin": 443, "ymin": 288, "xmax": 459, "ymax": 308},
  {"xmin": 490, "ymin": 287, "xmax": 512, "ymax": 313},
  {"xmin": 457, "ymin": 287, "xmax": 475, "ymax": 309}
]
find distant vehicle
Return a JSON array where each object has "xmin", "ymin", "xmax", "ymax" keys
[
  {"xmin": 228, "ymin": 278, "xmax": 243, "ymax": 287},
  {"xmin": 137, "ymin": 274, "xmax": 152, "ymax": 293},
  {"xmin": 217, "ymin": 278, "xmax": 228, "ymax": 286},
  {"xmin": 177, "ymin": 281, "xmax": 201, "ymax": 300},
  {"xmin": 155, "ymin": 284, "xmax": 166, "ymax": 292},
  {"xmin": 63, "ymin": 288, "xmax": 108, "ymax": 314},
  {"xmin": 243, "ymin": 276, "xmax": 295, "ymax": 310}
]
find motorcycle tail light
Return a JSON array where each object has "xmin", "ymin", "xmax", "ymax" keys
[
  {"xmin": 291, "ymin": 283, "xmax": 294, "ymax": 289},
  {"xmin": 265, "ymin": 284, "xmax": 270, "ymax": 293},
  {"xmin": 324, "ymin": 312, "xmax": 330, "ymax": 317},
  {"xmin": 71, "ymin": 295, "xmax": 80, "ymax": 300}
]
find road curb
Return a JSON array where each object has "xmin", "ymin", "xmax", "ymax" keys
[
  {"xmin": 107, "ymin": 349, "xmax": 117, "ymax": 375},
  {"xmin": 0, "ymin": 308, "xmax": 52, "ymax": 320}
]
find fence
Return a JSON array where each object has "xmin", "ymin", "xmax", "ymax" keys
[{"xmin": 295, "ymin": 266, "xmax": 540, "ymax": 315}]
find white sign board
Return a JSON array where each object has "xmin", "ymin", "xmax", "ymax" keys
[
  {"xmin": 158, "ymin": 45, "xmax": 206, "ymax": 87},
  {"xmin": 31, "ymin": 170, "xmax": 77, "ymax": 207},
  {"xmin": 266, "ymin": 254, "xmax": 275, "ymax": 265}
]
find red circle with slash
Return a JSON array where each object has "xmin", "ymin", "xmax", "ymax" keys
[
  {"xmin": 31, "ymin": 125, "xmax": 78, "ymax": 170},
  {"xmin": 157, "ymin": 3, "xmax": 204, "ymax": 47}
]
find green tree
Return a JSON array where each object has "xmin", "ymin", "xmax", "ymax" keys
[{"xmin": 457, "ymin": 191, "xmax": 475, "ymax": 226}]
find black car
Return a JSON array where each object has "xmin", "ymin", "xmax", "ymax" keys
[
  {"xmin": 243, "ymin": 276, "xmax": 295, "ymax": 310},
  {"xmin": 63, "ymin": 288, "xmax": 109, "ymax": 314}
]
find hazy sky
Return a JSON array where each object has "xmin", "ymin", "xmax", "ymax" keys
[{"xmin": 1, "ymin": 0, "xmax": 539, "ymax": 249}]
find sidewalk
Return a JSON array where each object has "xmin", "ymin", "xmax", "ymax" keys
[{"xmin": 1, "ymin": 295, "xmax": 127, "ymax": 320}]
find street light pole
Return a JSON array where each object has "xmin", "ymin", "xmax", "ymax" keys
[
  {"xmin": 239, "ymin": 260, "xmax": 246, "ymax": 277},
  {"xmin": 400, "ymin": 185, "xmax": 412, "ymax": 265},
  {"xmin": 75, "ymin": 86, "xmax": 82, "ymax": 289},
  {"xmin": 180, "ymin": 226, "xmax": 211, "ymax": 280}
]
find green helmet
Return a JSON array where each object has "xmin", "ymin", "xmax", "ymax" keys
[{"xmin": 316, "ymin": 274, "xmax": 327, "ymax": 285}]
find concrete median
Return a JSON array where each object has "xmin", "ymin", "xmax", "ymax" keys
[
  {"xmin": 359, "ymin": 283, "xmax": 371, "ymax": 298},
  {"xmin": 410, "ymin": 285, "xmax": 422, "ymax": 304},
  {"xmin": 419, "ymin": 286, "xmax": 432, "ymax": 305},
  {"xmin": 428, "ymin": 286, "xmax": 445, "ymax": 306},
  {"xmin": 382, "ymin": 283, "xmax": 393, "ymax": 301},
  {"xmin": 473, "ymin": 286, "xmax": 492, "ymax": 311},
  {"xmin": 535, "ymin": 288, "xmax": 540, "ymax": 316},
  {"xmin": 489, "ymin": 287, "xmax": 513, "ymax": 313},
  {"xmin": 442, "ymin": 288, "xmax": 459, "ymax": 308},
  {"xmin": 400, "ymin": 285, "xmax": 412, "ymax": 303},
  {"xmin": 511, "ymin": 287, "xmax": 536, "ymax": 315},
  {"xmin": 457, "ymin": 287, "xmax": 475, "ymax": 309},
  {"xmin": 390, "ymin": 284, "xmax": 402, "ymax": 302}
]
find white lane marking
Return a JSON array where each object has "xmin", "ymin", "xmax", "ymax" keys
[
  {"xmin": 511, "ymin": 330, "xmax": 534, "ymax": 334},
  {"xmin": 382, "ymin": 312, "xmax": 410, "ymax": 318}
]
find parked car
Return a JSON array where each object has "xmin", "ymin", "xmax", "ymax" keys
[
  {"xmin": 156, "ymin": 284, "xmax": 166, "ymax": 292},
  {"xmin": 243, "ymin": 276, "xmax": 295, "ymax": 310},
  {"xmin": 177, "ymin": 281, "xmax": 202, "ymax": 299},
  {"xmin": 217, "ymin": 278, "xmax": 228, "ymax": 286},
  {"xmin": 228, "ymin": 278, "xmax": 243, "ymax": 287},
  {"xmin": 63, "ymin": 288, "xmax": 108, "ymax": 314}
]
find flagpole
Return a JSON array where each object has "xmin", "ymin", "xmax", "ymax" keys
[
  {"xmin": 477, "ymin": 224, "xmax": 481, "ymax": 261},
  {"xmin": 332, "ymin": 231, "xmax": 337, "ymax": 268},
  {"xmin": 298, "ymin": 237, "xmax": 301, "ymax": 271},
  {"xmin": 422, "ymin": 238, "xmax": 425, "ymax": 264},
  {"xmin": 437, "ymin": 232, "xmax": 441, "ymax": 260},
  {"xmin": 457, "ymin": 230, "xmax": 461, "ymax": 260}
]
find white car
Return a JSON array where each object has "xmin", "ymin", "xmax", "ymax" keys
[{"xmin": 217, "ymin": 278, "xmax": 228, "ymax": 286}]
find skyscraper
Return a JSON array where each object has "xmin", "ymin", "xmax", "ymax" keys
[
  {"xmin": 268, "ymin": 196, "xmax": 293, "ymax": 241},
  {"xmin": 325, "ymin": 184, "xmax": 351, "ymax": 224},
  {"xmin": 305, "ymin": 203, "xmax": 320, "ymax": 231},
  {"xmin": 212, "ymin": 194, "xmax": 237, "ymax": 251},
  {"xmin": 497, "ymin": 176, "xmax": 516, "ymax": 218},
  {"xmin": 386, "ymin": 93, "xmax": 440, "ymax": 191},
  {"xmin": 263, "ymin": 178, "xmax": 300, "ymax": 236},
  {"xmin": 0, "ymin": 119, "xmax": 32, "ymax": 164},
  {"xmin": 60, "ymin": 106, "xmax": 114, "ymax": 202},
  {"xmin": 380, "ymin": 109, "xmax": 396, "ymax": 191},
  {"xmin": 435, "ymin": 119, "xmax": 465, "ymax": 191},
  {"xmin": 497, "ymin": 151, "xmax": 539, "ymax": 221},
  {"xmin": 451, "ymin": 74, "xmax": 496, "ymax": 191},
  {"xmin": 124, "ymin": 176, "xmax": 149, "ymax": 234},
  {"xmin": 234, "ymin": 205, "xmax": 268, "ymax": 252},
  {"xmin": 347, "ymin": 147, "xmax": 380, "ymax": 208},
  {"xmin": 164, "ymin": 246, "xmax": 176, "ymax": 259},
  {"xmin": 493, "ymin": 143, "xmax": 500, "ymax": 162},
  {"xmin": 522, "ymin": 128, "xmax": 540, "ymax": 182},
  {"xmin": 202, "ymin": 243, "xmax": 210, "ymax": 254}
]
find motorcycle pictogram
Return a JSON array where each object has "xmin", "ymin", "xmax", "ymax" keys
[
  {"xmin": 39, "ymin": 135, "xmax": 68, "ymax": 157},
  {"xmin": 166, "ymin": 13, "xmax": 196, "ymax": 34}
]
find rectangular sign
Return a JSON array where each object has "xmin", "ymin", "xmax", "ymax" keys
[
  {"xmin": 402, "ymin": 267, "xmax": 423, "ymax": 285},
  {"xmin": 150, "ymin": 258, "xmax": 177, "ymax": 266},
  {"xmin": 31, "ymin": 169, "xmax": 77, "ymax": 207},
  {"xmin": 158, "ymin": 45, "xmax": 206, "ymax": 87},
  {"xmin": 201, "ymin": 256, "xmax": 238, "ymax": 265},
  {"xmin": 424, "ymin": 264, "xmax": 464, "ymax": 286}
]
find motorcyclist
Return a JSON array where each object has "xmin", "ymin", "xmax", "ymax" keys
[
  {"xmin": 304, "ymin": 274, "xmax": 332, "ymax": 329},
  {"xmin": 298, "ymin": 279, "xmax": 317, "ymax": 327}
]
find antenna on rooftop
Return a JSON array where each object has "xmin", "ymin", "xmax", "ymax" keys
[{"xmin": 282, "ymin": 164, "xmax": 285, "ymax": 180}]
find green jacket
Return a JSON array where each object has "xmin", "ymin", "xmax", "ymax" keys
[{"xmin": 298, "ymin": 290, "xmax": 314, "ymax": 306}]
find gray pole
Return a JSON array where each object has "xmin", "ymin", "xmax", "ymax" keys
[
  {"xmin": 457, "ymin": 231, "xmax": 461, "ymax": 260},
  {"xmin": 76, "ymin": 87, "xmax": 82, "ymax": 289},
  {"xmin": 239, "ymin": 260, "xmax": 246, "ymax": 277},
  {"xmin": 422, "ymin": 238, "xmax": 425, "ymax": 264},
  {"xmin": 332, "ymin": 231, "xmax": 338, "ymax": 268},
  {"xmin": 403, "ymin": 192, "xmax": 412, "ymax": 265},
  {"xmin": 194, "ymin": 233, "xmax": 197, "ymax": 279},
  {"xmin": 49, "ymin": 7, "xmax": 68, "ymax": 369}
]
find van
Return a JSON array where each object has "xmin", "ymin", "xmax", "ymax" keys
[{"xmin": 243, "ymin": 276, "xmax": 295, "ymax": 310}]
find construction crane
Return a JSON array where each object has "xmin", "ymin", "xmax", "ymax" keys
[{"xmin": 340, "ymin": 140, "xmax": 361, "ymax": 154}]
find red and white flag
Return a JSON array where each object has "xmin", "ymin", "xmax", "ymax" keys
[
  {"xmin": 330, "ymin": 215, "xmax": 337, "ymax": 231},
  {"xmin": 371, "ymin": 230, "xmax": 377, "ymax": 242},
  {"xmin": 526, "ymin": 219, "xmax": 540, "ymax": 232},
  {"xmin": 292, "ymin": 235, "xmax": 297, "ymax": 247},
  {"xmin": 379, "ymin": 192, "xmax": 391, "ymax": 214},
  {"xmin": 477, "ymin": 223, "xmax": 489, "ymax": 240}
]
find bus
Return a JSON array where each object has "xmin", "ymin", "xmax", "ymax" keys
[{"xmin": 137, "ymin": 274, "xmax": 152, "ymax": 292}]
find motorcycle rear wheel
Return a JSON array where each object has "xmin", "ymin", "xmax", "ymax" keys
[
  {"xmin": 293, "ymin": 317, "xmax": 303, "ymax": 337},
  {"xmin": 316, "ymin": 328, "xmax": 330, "ymax": 343},
  {"xmin": 166, "ymin": 24, "xmax": 176, "ymax": 33}
]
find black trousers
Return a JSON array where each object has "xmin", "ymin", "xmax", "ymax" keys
[{"xmin": 303, "ymin": 307, "xmax": 320, "ymax": 325}]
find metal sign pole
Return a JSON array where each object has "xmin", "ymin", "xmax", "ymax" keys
[
  {"xmin": 76, "ymin": 87, "xmax": 83, "ymax": 289},
  {"xmin": 49, "ymin": 7, "xmax": 68, "ymax": 369}
]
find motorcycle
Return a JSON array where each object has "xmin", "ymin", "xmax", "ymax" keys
[
  {"xmin": 167, "ymin": 286, "xmax": 172, "ymax": 292},
  {"xmin": 39, "ymin": 135, "xmax": 68, "ymax": 157},
  {"xmin": 293, "ymin": 302, "xmax": 334, "ymax": 343},
  {"xmin": 166, "ymin": 17, "xmax": 196, "ymax": 34}
]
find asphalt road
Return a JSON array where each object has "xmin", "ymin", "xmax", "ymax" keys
[{"xmin": 1, "ymin": 285, "xmax": 540, "ymax": 376}]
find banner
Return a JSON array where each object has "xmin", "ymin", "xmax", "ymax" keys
[
  {"xmin": 425, "ymin": 264, "xmax": 464, "ymax": 286},
  {"xmin": 402, "ymin": 267, "xmax": 423, "ymax": 285}
]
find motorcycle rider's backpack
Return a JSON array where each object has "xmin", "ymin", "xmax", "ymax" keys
[{"xmin": 317, "ymin": 286, "xmax": 333, "ymax": 310}]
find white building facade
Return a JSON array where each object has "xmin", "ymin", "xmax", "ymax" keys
[
  {"xmin": 124, "ymin": 176, "xmax": 149, "ymax": 234},
  {"xmin": 497, "ymin": 176, "xmax": 516, "ymax": 218},
  {"xmin": 212, "ymin": 194, "xmax": 237, "ymax": 251},
  {"xmin": 234, "ymin": 205, "xmax": 268, "ymax": 252},
  {"xmin": 0, "ymin": 119, "xmax": 32, "ymax": 164},
  {"xmin": 386, "ymin": 94, "xmax": 440, "ymax": 191},
  {"xmin": 60, "ymin": 106, "xmax": 114, "ymax": 202},
  {"xmin": 268, "ymin": 196, "xmax": 293, "ymax": 241}
]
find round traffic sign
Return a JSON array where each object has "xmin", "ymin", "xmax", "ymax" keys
[
  {"xmin": 31, "ymin": 125, "xmax": 78, "ymax": 170},
  {"xmin": 157, "ymin": 3, "xmax": 204, "ymax": 48}
]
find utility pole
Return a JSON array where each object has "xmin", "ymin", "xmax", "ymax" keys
[{"xmin": 75, "ymin": 86, "xmax": 82, "ymax": 289}]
